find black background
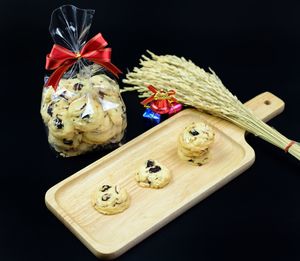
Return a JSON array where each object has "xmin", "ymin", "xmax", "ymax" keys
[{"xmin": 1, "ymin": 0, "xmax": 300, "ymax": 260}]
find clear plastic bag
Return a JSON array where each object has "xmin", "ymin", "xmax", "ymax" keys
[{"xmin": 40, "ymin": 5, "xmax": 126, "ymax": 157}]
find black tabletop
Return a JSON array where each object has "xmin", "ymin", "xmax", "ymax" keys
[{"xmin": 1, "ymin": 0, "xmax": 300, "ymax": 260}]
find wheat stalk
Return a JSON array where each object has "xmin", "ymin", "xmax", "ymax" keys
[{"xmin": 122, "ymin": 51, "xmax": 300, "ymax": 160}]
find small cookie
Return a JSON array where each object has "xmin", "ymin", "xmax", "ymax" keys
[
  {"xmin": 179, "ymin": 122, "xmax": 215, "ymax": 151},
  {"xmin": 82, "ymin": 113, "xmax": 118, "ymax": 144},
  {"xmin": 135, "ymin": 159, "xmax": 171, "ymax": 189},
  {"xmin": 68, "ymin": 95, "xmax": 104, "ymax": 132},
  {"xmin": 177, "ymin": 121, "xmax": 214, "ymax": 166},
  {"xmin": 92, "ymin": 184, "xmax": 130, "ymax": 215}
]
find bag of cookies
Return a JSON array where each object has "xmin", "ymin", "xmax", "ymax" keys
[{"xmin": 40, "ymin": 5, "xmax": 126, "ymax": 157}]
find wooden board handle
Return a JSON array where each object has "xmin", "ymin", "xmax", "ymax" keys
[{"xmin": 244, "ymin": 92, "xmax": 285, "ymax": 122}]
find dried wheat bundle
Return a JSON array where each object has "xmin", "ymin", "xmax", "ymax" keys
[{"xmin": 122, "ymin": 51, "xmax": 300, "ymax": 160}]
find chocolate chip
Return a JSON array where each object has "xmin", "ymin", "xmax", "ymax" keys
[
  {"xmin": 54, "ymin": 117, "xmax": 64, "ymax": 129},
  {"xmin": 101, "ymin": 193, "xmax": 111, "ymax": 201},
  {"xmin": 189, "ymin": 129, "xmax": 199, "ymax": 136},
  {"xmin": 115, "ymin": 186, "xmax": 119, "ymax": 194},
  {"xmin": 73, "ymin": 83, "xmax": 83, "ymax": 91},
  {"xmin": 100, "ymin": 185, "xmax": 111, "ymax": 192},
  {"xmin": 149, "ymin": 166, "xmax": 161, "ymax": 173},
  {"xmin": 98, "ymin": 90, "xmax": 105, "ymax": 98},
  {"xmin": 63, "ymin": 139, "xmax": 73, "ymax": 145},
  {"xmin": 47, "ymin": 103, "xmax": 53, "ymax": 116},
  {"xmin": 146, "ymin": 160, "xmax": 155, "ymax": 168}
]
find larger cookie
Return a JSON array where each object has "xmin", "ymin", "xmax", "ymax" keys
[
  {"xmin": 92, "ymin": 184, "xmax": 130, "ymax": 215},
  {"xmin": 135, "ymin": 159, "xmax": 171, "ymax": 189}
]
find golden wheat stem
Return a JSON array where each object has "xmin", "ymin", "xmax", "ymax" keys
[{"xmin": 122, "ymin": 51, "xmax": 300, "ymax": 160}]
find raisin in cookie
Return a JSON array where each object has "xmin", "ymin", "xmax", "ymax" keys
[
  {"xmin": 135, "ymin": 159, "xmax": 171, "ymax": 189},
  {"xmin": 92, "ymin": 184, "xmax": 130, "ymax": 215}
]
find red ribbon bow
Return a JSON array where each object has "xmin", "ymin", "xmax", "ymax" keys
[
  {"xmin": 141, "ymin": 85, "xmax": 178, "ymax": 114},
  {"xmin": 45, "ymin": 33, "xmax": 122, "ymax": 90}
]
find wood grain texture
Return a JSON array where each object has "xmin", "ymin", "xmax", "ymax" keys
[{"xmin": 45, "ymin": 92, "xmax": 284, "ymax": 259}]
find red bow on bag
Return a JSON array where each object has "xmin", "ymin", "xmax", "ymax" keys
[
  {"xmin": 141, "ymin": 85, "xmax": 179, "ymax": 114},
  {"xmin": 45, "ymin": 33, "xmax": 122, "ymax": 90}
]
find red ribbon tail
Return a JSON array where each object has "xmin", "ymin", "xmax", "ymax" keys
[
  {"xmin": 44, "ymin": 63, "xmax": 73, "ymax": 90},
  {"xmin": 147, "ymin": 85, "xmax": 158, "ymax": 94},
  {"xmin": 141, "ymin": 95, "xmax": 155, "ymax": 106}
]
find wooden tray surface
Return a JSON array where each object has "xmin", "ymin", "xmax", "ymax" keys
[{"xmin": 45, "ymin": 92, "xmax": 284, "ymax": 259}]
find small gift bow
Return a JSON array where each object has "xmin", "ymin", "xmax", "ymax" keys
[
  {"xmin": 45, "ymin": 33, "xmax": 122, "ymax": 90},
  {"xmin": 141, "ymin": 85, "xmax": 179, "ymax": 114}
]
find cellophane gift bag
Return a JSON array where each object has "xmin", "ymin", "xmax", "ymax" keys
[{"xmin": 40, "ymin": 5, "xmax": 127, "ymax": 157}]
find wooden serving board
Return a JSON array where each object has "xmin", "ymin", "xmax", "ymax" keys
[{"xmin": 45, "ymin": 92, "xmax": 284, "ymax": 259}]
